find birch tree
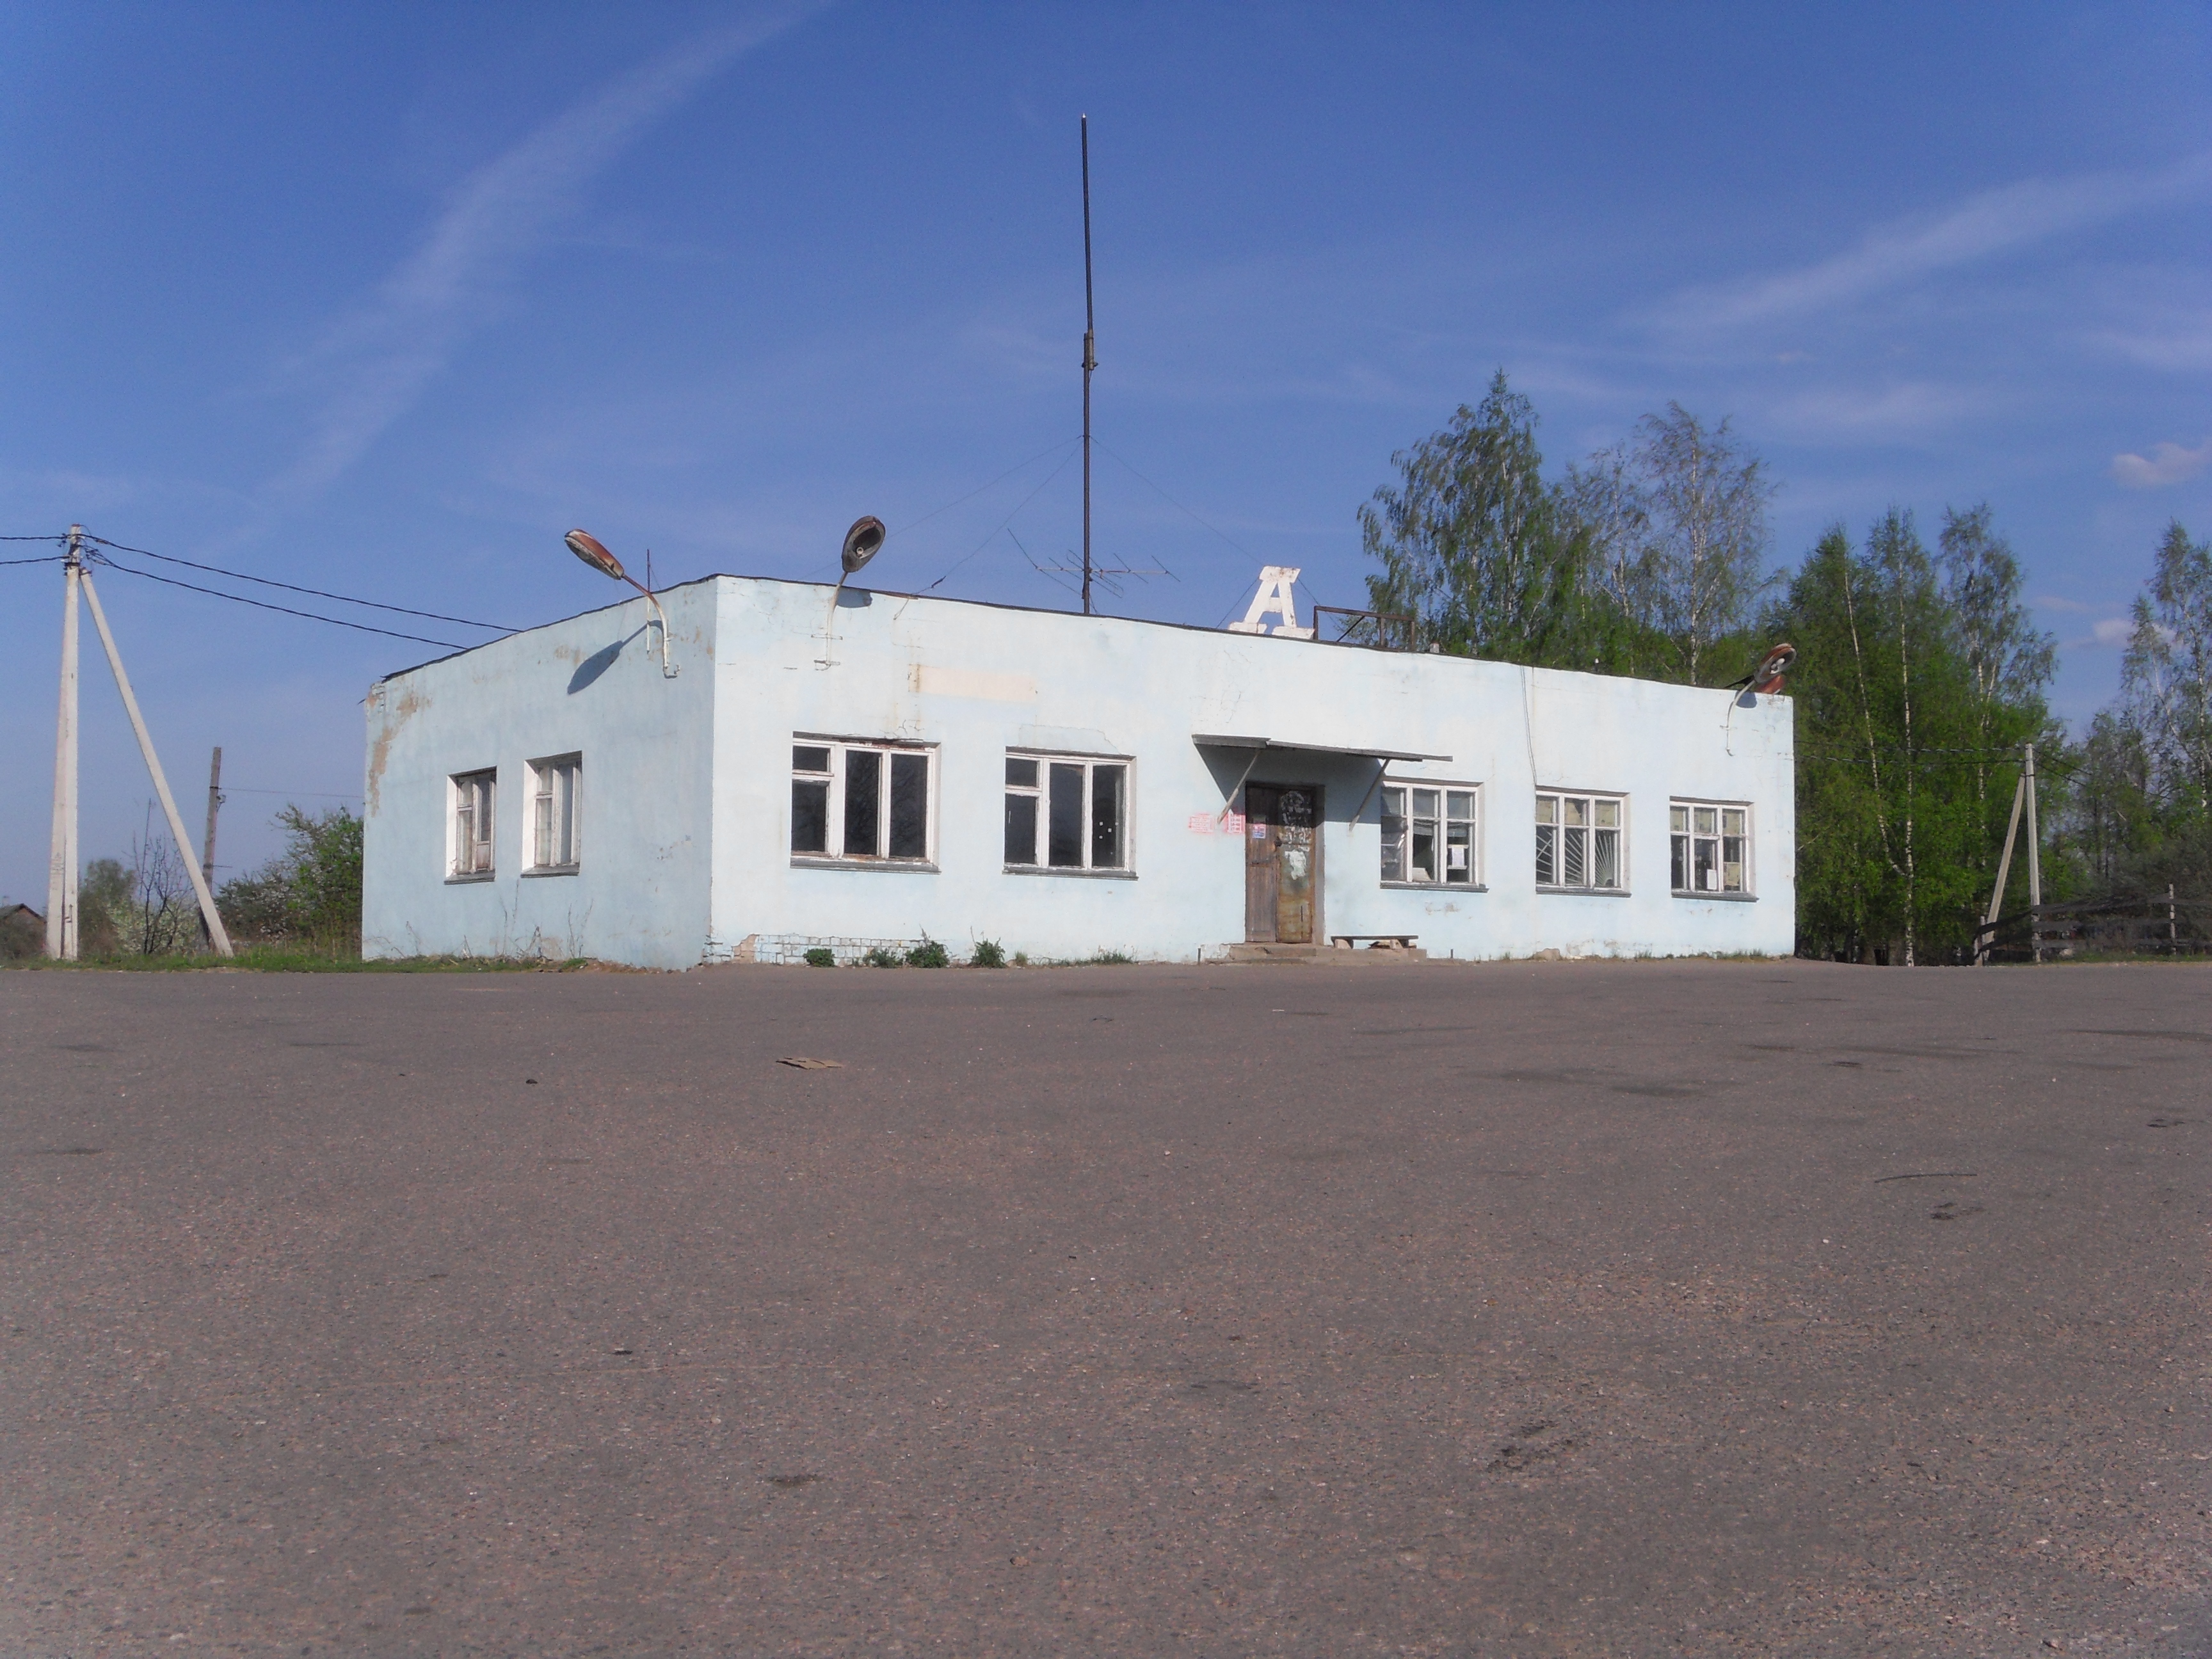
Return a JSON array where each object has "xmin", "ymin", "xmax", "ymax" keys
[
  {"xmin": 1562, "ymin": 404, "xmax": 1775, "ymax": 683},
  {"xmin": 1360, "ymin": 372, "xmax": 1590, "ymax": 666},
  {"xmin": 1636, "ymin": 405, "xmax": 1775, "ymax": 683},
  {"xmin": 1768, "ymin": 511, "xmax": 2053, "ymax": 961},
  {"xmin": 2119, "ymin": 521, "xmax": 2212, "ymax": 810}
]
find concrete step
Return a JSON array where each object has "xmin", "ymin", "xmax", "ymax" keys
[{"xmin": 1215, "ymin": 942, "xmax": 1430, "ymax": 965}]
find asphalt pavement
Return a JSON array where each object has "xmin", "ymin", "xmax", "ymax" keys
[{"xmin": 2, "ymin": 958, "xmax": 2206, "ymax": 1657}]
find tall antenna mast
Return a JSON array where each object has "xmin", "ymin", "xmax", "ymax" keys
[{"xmin": 1080, "ymin": 113, "xmax": 1096, "ymax": 617}]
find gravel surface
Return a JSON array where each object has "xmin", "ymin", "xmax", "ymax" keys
[{"xmin": 1, "ymin": 958, "xmax": 2206, "ymax": 1657}]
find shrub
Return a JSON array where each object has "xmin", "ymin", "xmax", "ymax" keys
[
  {"xmin": 905, "ymin": 937, "xmax": 949, "ymax": 968},
  {"xmin": 804, "ymin": 946, "xmax": 836, "ymax": 968},
  {"xmin": 968, "ymin": 938, "xmax": 1006, "ymax": 968},
  {"xmin": 1092, "ymin": 949, "xmax": 1136, "ymax": 965},
  {"xmin": 1012, "ymin": 950, "xmax": 1030, "ymax": 966},
  {"xmin": 217, "ymin": 805, "xmax": 362, "ymax": 950},
  {"xmin": 862, "ymin": 945, "xmax": 902, "ymax": 968}
]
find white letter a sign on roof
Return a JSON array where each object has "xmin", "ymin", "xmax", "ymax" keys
[{"xmin": 1226, "ymin": 566, "xmax": 1314, "ymax": 639}]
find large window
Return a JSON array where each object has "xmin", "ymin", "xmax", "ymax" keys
[
  {"xmin": 1672, "ymin": 801, "xmax": 1749, "ymax": 895},
  {"xmin": 529, "ymin": 753, "xmax": 581, "ymax": 873},
  {"xmin": 1004, "ymin": 753, "xmax": 1128, "ymax": 872},
  {"xmin": 791, "ymin": 741, "xmax": 934, "ymax": 863},
  {"xmin": 1535, "ymin": 792, "xmax": 1624, "ymax": 891},
  {"xmin": 1380, "ymin": 785, "xmax": 1479, "ymax": 885},
  {"xmin": 450, "ymin": 769, "xmax": 496, "ymax": 880}
]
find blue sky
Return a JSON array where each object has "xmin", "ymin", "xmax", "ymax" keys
[{"xmin": 3, "ymin": 2, "xmax": 2208, "ymax": 905}]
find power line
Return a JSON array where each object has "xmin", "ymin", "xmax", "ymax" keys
[
  {"xmin": 87, "ymin": 553, "xmax": 470, "ymax": 650},
  {"xmin": 83, "ymin": 534, "xmax": 515, "ymax": 632},
  {"xmin": 220, "ymin": 787, "xmax": 363, "ymax": 800},
  {"xmin": 0, "ymin": 554, "xmax": 65, "ymax": 566},
  {"xmin": 1, "ymin": 534, "xmax": 65, "ymax": 542}
]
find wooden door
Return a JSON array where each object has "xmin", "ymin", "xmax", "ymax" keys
[{"xmin": 1244, "ymin": 783, "xmax": 1322, "ymax": 944}]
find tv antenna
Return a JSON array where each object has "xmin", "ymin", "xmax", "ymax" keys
[
  {"xmin": 1080, "ymin": 113, "xmax": 1095, "ymax": 616},
  {"xmin": 1066, "ymin": 117, "xmax": 1169, "ymax": 611}
]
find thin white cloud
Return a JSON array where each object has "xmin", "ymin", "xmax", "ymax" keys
[
  {"xmin": 1764, "ymin": 380, "xmax": 1985, "ymax": 440},
  {"xmin": 1656, "ymin": 152, "xmax": 2212, "ymax": 335},
  {"xmin": 2111, "ymin": 437, "xmax": 2212, "ymax": 488},
  {"xmin": 264, "ymin": 5, "xmax": 822, "ymax": 506},
  {"xmin": 2071, "ymin": 616, "xmax": 2136, "ymax": 649}
]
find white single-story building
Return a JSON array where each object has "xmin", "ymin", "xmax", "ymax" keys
[{"xmin": 361, "ymin": 571, "xmax": 1793, "ymax": 967}]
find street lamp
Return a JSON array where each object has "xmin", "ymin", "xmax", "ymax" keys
[{"xmin": 564, "ymin": 528, "xmax": 675, "ymax": 677}]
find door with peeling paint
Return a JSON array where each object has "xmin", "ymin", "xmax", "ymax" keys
[{"xmin": 1244, "ymin": 783, "xmax": 1321, "ymax": 944}]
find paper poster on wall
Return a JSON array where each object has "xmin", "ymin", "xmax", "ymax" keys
[
  {"xmin": 1186, "ymin": 812, "xmax": 1215, "ymax": 834},
  {"xmin": 1221, "ymin": 813, "xmax": 1247, "ymax": 835}
]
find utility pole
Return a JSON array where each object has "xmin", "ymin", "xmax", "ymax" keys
[
  {"xmin": 201, "ymin": 746, "xmax": 223, "ymax": 945},
  {"xmin": 1976, "ymin": 768, "xmax": 2025, "ymax": 966},
  {"xmin": 1080, "ymin": 113, "xmax": 1096, "ymax": 618},
  {"xmin": 45, "ymin": 527, "xmax": 83, "ymax": 959},
  {"xmin": 2024, "ymin": 742, "xmax": 2042, "ymax": 965},
  {"xmin": 77, "ymin": 565, "xmax": 234, "ymax": 957}
]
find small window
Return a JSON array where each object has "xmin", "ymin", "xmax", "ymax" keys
[
  {"xmin": 1535, "ymin": 792, "xmax": 1625, "ymax": 891},
  {"xmin": 450, "ymin": 769, "xmax": 496, "ymax": 879},
  {"xmin": 791, "ymin": 739, "xmax": 934, "ymax": 863},
  {"xmin": 1672, "ymin": 800, "xmax": 1749, "ymax": 895},
  {"xmin": 1380, "ymin": 784, "xmax": 1480, "ymax": 885},
  {"xmin": 1005, "ymin": 753, "xmax": 1128, "ymax": 872},
  {"xmin": 529, "ymin": 754, "xmax": 581, "ymax": 872}
]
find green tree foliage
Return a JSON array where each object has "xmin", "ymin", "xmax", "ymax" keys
[
  {"xmin": 77, "ymin": 857, "xmax": 131, "ymax": 956},
  {"xmin": 1362, "ymin": 380, "xmax": 1780, "ymax": 683},
  {"xmin": 1359, "ymin": 371, "xmax": 1592, "ymax": 667},
  {"xmin": 1764, "ymin": 509, "xmax": 2056, "ymax": 961},
  {"xmin": 1564, "ymin": 405, "xmax": 1775, "ymax": 683},
  {"xmin": 2119, "ymin": 522, "xmax": 2212, "ymax": 809},
  {"xmin": 1362, "ymin": 381, "xmax": 2085, "ymax": 959},
  {"xmin": 2059, "ymin": 522, "xmax": 2212, "ymax": 901},
  {"xmin": 218, "ymin": 805, "xmax": 363, "ymax": 949}
]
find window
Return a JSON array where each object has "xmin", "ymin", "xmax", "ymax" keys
[
  {"xmin": 450, "ymin": 769, "xmax": 495, "ymax": 879},
  {"xmin": 1535, "ymin": 792, "xmax": 1624, "ymax": 891},
  {"xmin": 1004, "ymin": 753, "xmax": 1128, "ymax": 872},
  {"xmin": 791, "ymin": 740, "xmax": 934, "ymax": 863},
  {"xmin": 529, "ymin": 754, "xmax": 581, "ymax": 872},
  {"xmin": 1672, "ymin": 801, "xmax": 1749, "ymax": 895},
  {"xmin": 1379, "ymin": 785, "xmax": 1480, "ymax": 885}
]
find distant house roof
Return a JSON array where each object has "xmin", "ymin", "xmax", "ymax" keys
[{"xmin": 1, "ymin": 902, "xmax": 42, "ymax": 924}]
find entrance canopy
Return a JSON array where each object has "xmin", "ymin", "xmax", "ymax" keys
[{"xmin": 1191, "ymin": 733, "xmax": 1452, "ymax": 764}]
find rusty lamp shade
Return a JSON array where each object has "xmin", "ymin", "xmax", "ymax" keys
[
  {"xmin": 1749, "ymin": 641, "xmax": 1798, "ymax": 694},
  {"xmin": 565, "ymin": 529, "xmax": 630, "ymax": 586},
  {"xmin": 841, "ymin": 516, "xmax": 886, "ymax": 575}
]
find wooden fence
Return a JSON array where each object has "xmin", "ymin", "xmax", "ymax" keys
[{"xmin": 1973, "ymin": 892, "xmax": 2212, "ymax": 963}]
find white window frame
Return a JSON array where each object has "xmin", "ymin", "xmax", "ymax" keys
[
  {"xmin": 790, "ymin": 737, "xmax": 938, "ymax": 867},
  {"xmin": 527, "ymin": 753, "xmax": 581, "ymax": 874},
  {"xmin": 1671, "ymin": 799, "xmax": 1752, "ymax": 897},
  {"xmin": 1379, "ymin": 781, "xmax": 1483, "ymax": 887},
  {"xmin": 1535, "ymin": 790, "xmax": 1627, "ymax": 893},
  {"xmin": 1002, "ymin": 750, "xmax": 1134, "ymax": 876},
  {"xmin": 449, "ymin": 768, "xmax": 497, "ymax": 881}
]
